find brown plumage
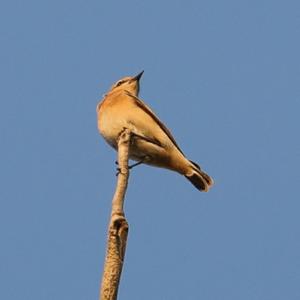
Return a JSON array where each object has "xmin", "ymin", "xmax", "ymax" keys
[{"xmin": 97, "ymin": 71, "xmax": 213, "ymax": 192}]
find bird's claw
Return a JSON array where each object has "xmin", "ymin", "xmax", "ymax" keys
[{"xmin": 115, "ymin": 167, "xmax": 121, "ymax": 176}]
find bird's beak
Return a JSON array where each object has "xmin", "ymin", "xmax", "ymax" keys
[{"xmin": 132, "ymin": 70, "xmax": 144, "ymax": 82}]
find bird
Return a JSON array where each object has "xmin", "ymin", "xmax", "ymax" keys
[{"xmin": 97, "ymin": 71, "xmax": 213, "ymax": 192}]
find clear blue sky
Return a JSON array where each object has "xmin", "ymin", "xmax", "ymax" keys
[{"xmin": 1, "ymin": 0, "xmax": 299, "ymax": 299}]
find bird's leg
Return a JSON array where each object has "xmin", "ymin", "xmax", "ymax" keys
[
  {"xmin": 115, "ymin": 156, "xmax": 150, "ymax": 176},
  {"xmin": 128, "ymin": 160, "xmax": 144, "ymax": 169}
]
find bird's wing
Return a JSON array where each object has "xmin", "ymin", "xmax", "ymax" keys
[{"xmin": 125, "ymin": 91, "xmax": 185, "ymax": 155}]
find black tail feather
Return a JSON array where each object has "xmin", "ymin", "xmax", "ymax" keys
[
  {"xmin": 185, "ymin": 173, "xmax": 207, "ymax": 191},
  {"xmin": 186, "ymin": 160, "xmax": 214, "ymax": 192}
]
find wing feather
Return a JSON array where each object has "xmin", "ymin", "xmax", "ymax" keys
[{"xmin": 125, "ymin": 91, "xmax": 185, "ymax": 156}]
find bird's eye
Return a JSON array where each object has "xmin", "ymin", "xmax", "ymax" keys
[{"xmin": 116, "ymin": 81, "xmax": 123, "ymax": 87}]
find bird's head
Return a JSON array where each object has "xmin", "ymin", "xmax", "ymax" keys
[{"xmin": 108, "ymin": 71, "xmax": 144, "ymax": 97}]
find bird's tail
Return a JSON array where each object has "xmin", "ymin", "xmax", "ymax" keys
[{"xmin": 184, "ymin": 160, "xmax": 214, "ymax": 192}]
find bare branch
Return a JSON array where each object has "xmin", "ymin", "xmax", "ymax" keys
[{"xmin": 99, "ymin": 129, "xmax": 131, "ymax": 300}]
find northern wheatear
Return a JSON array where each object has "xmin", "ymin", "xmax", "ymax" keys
[{"xmin": 97, "ymin": 71, "xmax": 213, "ymax": 192}]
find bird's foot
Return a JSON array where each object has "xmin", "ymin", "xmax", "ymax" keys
[{"xmin": 115, "ymin": 156, "xmax": 150, "ymax": 176}]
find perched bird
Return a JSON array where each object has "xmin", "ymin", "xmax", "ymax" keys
[{"xmin": 97, "ymin": 71, "xmax": 213, "ymax": 192}]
